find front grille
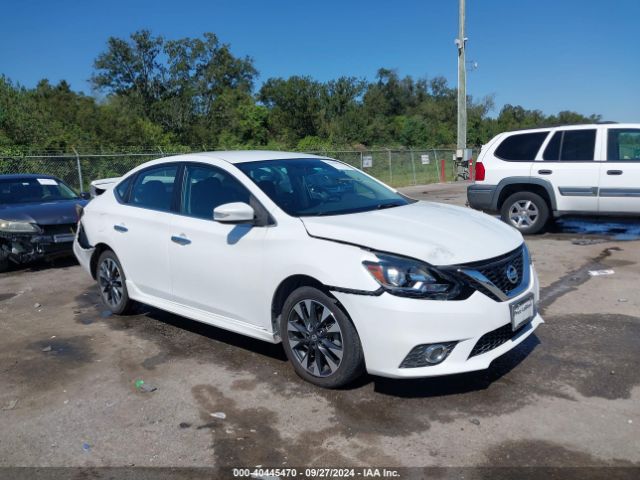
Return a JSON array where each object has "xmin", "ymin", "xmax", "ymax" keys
[
  {"xmin": 40, "ymin": 224, "xmax": 76, "ymax": 236},
  {"xmin": 468, "ymin": 322, "xmax": 527, "ymax": 358},
  {"xmin": 477, "ymin": 249, "xmax": 524, "ymax": 295},
  {"xmin": 458, "ymin": 246, "xmax": 526, "ymax": 301}
]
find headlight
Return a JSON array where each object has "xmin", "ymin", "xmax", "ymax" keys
[
  {"xmin": 363, "ymin": 252, "xmax": 463, "ymax": 300},
  {"xmin": 0, "ymin": 219, "xmax": 40, "ymax": 233}
]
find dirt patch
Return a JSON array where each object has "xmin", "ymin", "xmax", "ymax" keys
[
  {"xmin": 0, "ymin": 293, "xmax": 17, "ymax": 302},
  {"xmin": 532, "ymin": 313, "xmax": 640, "ymax": 400},
  {"xmin": 539, "ymin": 247, "xmax": 622, "ymax": 310},
  {"xmin": 484, "ymin": 439, "xmax": 638, "ymax": 467},
  {"xmin": 191, "ymin": 384, "xmax": 358, "ymax": 466},
  {"xmin": 1, "ymin": 336, "xmax": 96, "ymax": 398},
  {"xmin": 230, "ymin": 379, "xmax": 257, "ymax": 391}
]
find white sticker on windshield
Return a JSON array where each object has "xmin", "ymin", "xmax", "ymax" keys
[
  {"xmin": 322, "ymin": 160, "xmax": 354, "ymax": 170},
  {"xmin": 37, "ymin": 178, "xmax": 58, "ymax": 186}
]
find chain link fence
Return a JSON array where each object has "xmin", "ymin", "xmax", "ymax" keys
[{"xmin": 0, "ymin": 148, "xmax": 476, "ymax": 192}]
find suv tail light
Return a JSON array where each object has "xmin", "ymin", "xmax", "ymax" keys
[{"xmin": 475, "ymin": 161, "xmax": 485, "ymax": 181}]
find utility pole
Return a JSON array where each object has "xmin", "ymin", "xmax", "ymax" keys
[{"xmin": 455, "ymin": 0, "xmax": 467, "ymax": 159}]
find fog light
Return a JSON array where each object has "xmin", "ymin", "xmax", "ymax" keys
[
  {"xmin": 424, "ymin": 344, "xmax": 448, "ymax": 364},
  {"xmin": 399, "ymin": 341, "xmax": 456, "ymax": 368}
]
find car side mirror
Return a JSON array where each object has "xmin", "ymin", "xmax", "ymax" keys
[
  {"xmin": 80, "ymin": 192, "xmax": 91, "ymax": 200},
  {"xmin": 213, "ymin": 202, "xmax": 255, "ymax": 224}
]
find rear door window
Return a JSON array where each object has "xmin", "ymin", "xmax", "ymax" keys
[
  {"xmin": 543, "ymin": 129, "xmax": 596, "ymax": 161},
  {"xmin": 495, "ymin": 132, "xmax": 549, "ymax": 161},
  {"xmin": 543, "ymin": 132, "xmax": 562, "ymax": 160},
  {"xmin": 561, "ymin": 130, "xmax": 596, "ymax": 161},
  {"xmin": 129, "ymin": 165, "xmax": 178, "ymax": 211}
]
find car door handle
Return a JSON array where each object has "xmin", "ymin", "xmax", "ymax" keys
[
  {"xmin": 171, "ymin": 235, "xmax": 191, "ymax": 246},
  {"xmin": 538, "ymin": 169, "xmax": 553, "ymax": 175},
  {"xmin": 607, "ymin": 170, "xmax": 623, "ymax": 175},
  {"xmin": 113, "ymin": 225, "xmax": 128, "ymax": 233}
]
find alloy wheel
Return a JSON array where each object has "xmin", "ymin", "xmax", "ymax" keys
[
  {"xmin": 508, "ymin": 200, "xmax": 539, "ymax": 228},
  {"xmin": 287, "ymin": 299, "xmax": 344, "ymax": 377},
  {"xmin": 98, "ymin": 258, "xmax": 124, "ymax": 308}
]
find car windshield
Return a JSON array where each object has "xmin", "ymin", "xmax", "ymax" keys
[
  {"xmin": 236, "ymin": 158, "xmax": 414, "ymax": 216},
  {"xmin": 0, "ymin": 177, "xmax": 79, "ymax": 204}
]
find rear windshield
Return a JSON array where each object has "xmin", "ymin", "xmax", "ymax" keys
[
  {"xmin": 495, "ymin": 132, "xmax": 549, "ymax": 161},
  {"xmin": 0, "ymin": 177, "xmax": 79, "ymax": 204}
]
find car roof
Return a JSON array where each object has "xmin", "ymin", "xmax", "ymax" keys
[
  {"xmin": 500, "ymin": 123, "xmax": 640, "ymax": 136},
  {"xmin": 120, "ymin": 150, "xmax": 333, "ymax": 176},
  {"xmin": 188, "ymin": 150, "xmax": 329, "ymax": 164},
  {"xmin": 0, "ymin": 173, "xmax": 60, "ymax": 181}
]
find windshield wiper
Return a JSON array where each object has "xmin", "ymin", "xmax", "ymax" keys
[{"xmin": 376, "ymin": 202, "xmax": 403, "ymax": 210}]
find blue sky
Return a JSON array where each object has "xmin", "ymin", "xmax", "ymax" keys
[{"xmin": 1, "ymin": 0, "xmax": 638, "ymax": 121}]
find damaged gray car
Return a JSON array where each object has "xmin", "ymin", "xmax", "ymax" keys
[{"xmin": 0, "ymin": 174, "xmax": 88, "ymax": 272}]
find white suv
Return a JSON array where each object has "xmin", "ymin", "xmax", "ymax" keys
[
  {"xmin": 467, "ymin": 123, "xmax": 640, "ymax": 234},
  {"xmin": 74, "ymin": 151, "xmax": 542, "ymax": 388}
]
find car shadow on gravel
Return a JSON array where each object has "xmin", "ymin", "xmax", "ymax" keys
[{"xmin": 1, "ymin": 255, "xmax": 78, "ymax": 275}]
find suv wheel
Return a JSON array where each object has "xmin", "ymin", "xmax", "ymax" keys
[
  {"xmin": 96, "ymin": 250, "xmax": 134, "ymax": 315},
  {"xmin": 280, "ymin": 286, "xmax": 365, "ymax": 388},
  {"xmin": 501, "ymin": 191, "xmax": 550, "ymax": 234}
]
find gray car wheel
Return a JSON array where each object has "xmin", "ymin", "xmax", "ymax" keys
[{"xmin": 500, "ymin": 192, "xmax": 550, "ymax": 235}]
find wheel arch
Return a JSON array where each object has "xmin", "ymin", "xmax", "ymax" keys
[
  {"xmin": 271, "ymin": 274, "xmax": 339, "ymax": 340},
  {"xmin": 89, "ymin": 242, "xmax": 114, "ymax": 280},
  {"xmin": 494, "ymin": 177, "xmax": 556, "ymax": 212}
]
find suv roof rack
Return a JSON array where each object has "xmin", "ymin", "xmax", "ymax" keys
[{"xmin": 596, "ymin": 121, "xmax": 618, "ymax": 124}]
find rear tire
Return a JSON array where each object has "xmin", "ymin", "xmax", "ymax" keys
[
  {"xmin": 280, "ymin": 286, "xmax": 365, "ymax": 388},
  {"xmin": 0, "ymin": 257, "xmax": 9, "ymax": 273},
  {"xmin": 500, "ymin": 191, "xmax": 550, "ymax": 235},
  {"xmin": 96, "ymin": 250, "xmax": 134, "ymax": 315}
]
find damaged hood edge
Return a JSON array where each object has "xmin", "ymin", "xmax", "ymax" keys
[{"xmin": 300, "ymin": 201, "xmax": 523, "ymax": 266}]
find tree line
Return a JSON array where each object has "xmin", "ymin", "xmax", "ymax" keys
[{"xmin": 0, "ymin": 30, "xmax": 601, "ymax": 154}]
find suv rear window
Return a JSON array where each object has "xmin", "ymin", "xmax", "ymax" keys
[{"xmin": 495, "ymin": 132, "xmax": 549, "ymax": 161}]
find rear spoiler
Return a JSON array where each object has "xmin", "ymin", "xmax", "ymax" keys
[{"xmin": 90, "ymin": 177, "xmax": 121, "ymax": 197}]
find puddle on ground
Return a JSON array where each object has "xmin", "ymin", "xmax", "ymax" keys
[{"xmin": 553, "ymin": 217, "xmax": 640, "ymax": 241}]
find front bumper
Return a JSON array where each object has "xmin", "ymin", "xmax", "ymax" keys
[
  {"xmin": 333, "ymin": 264, "xmax": 542, "ymax": 378},
  {"xmin": 0, "ymin": 228, "xmax": 76, "ymax": 264},
  {"xmin": 467, "ymin": 183, "xmax": 497, "ymax": 211}
]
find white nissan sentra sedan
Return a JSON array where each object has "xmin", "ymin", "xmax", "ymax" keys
[{"xmin": 74, "ymin": 151, "xmax": 543, "ymax": 388}]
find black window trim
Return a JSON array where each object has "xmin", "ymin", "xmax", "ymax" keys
[
  {"xmin": 115, "ymin": 161, "xmax": 182, "ymax": 213},
  {"xmin": 606, "ymin": 128, "xmax": 640, "ymax": 163},
  {"xmin": 175, "ymin": 161, "xmax": 275, "ymax": 226}
]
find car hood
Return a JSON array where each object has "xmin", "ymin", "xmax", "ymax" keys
[
  {"xmin": 0, "ymin": 199, "xmax": 88, "ymax": 226},
  {"xmin": 300, "ymin": 201, "xmax": 523, "ymax": 265}
]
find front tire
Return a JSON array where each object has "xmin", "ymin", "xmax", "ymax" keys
[
  {"xmin": 96, "ymin": 250, "xmax": 134, "ymax": 315},
  {"xmin": 500, "ymin": 191, "xmax": 550, "ymax": 234},
  {"xmin": 280, "ymin": 286, "xmax": 365, "ymax": 388}
]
